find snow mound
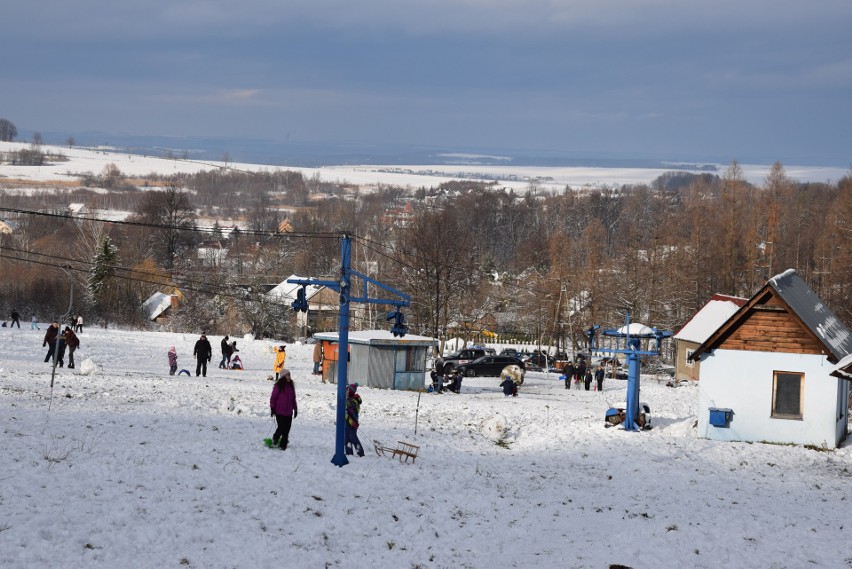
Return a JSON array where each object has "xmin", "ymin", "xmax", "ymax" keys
[
  {"xmin": 480, "ymin": 414, "xmax": 508, "ymax": 441},
  {"xmin": 242, "ymin": 333, "xmax": 254, "ymax": 342},
  {"xmin": 79, "ymin": 358, "xmax": 97, "ymax": 375}
]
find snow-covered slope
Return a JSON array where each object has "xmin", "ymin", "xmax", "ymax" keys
[{"xmin": 1, "ymin": 324, "xmax": 849, "ymax": 568}]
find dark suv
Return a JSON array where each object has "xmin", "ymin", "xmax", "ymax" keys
[
  {"xmin": 457, "ymin": 355, "xmax": 526, "ymax": 377},
  {"xmin": 442, "ymin": 348, "xmax": 486, "ymax": 373}
]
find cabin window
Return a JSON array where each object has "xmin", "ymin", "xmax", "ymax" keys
[
  {"xmin": 685, "ymin": 349, "xmax": 694, "ymax": 368},
  {"xmin": 771, "ymin": 371, "xmax": 803, "ymax": 420}
]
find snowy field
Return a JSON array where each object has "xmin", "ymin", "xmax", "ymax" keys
[
  {"xmin": 1, "ymin": 325, "xmax": 850, "ymax": 568},
  {"xmin": 1, "ymin": 141, "xmax": 848, "ymax": 193}
]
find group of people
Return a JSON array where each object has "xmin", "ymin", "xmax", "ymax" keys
[
  {"xmin": 162, "ymin": 334, "xmax": 363, "ymax": 455},
  {"xmin": 219, "ymin": 336, "xmax": 241, "ymax": 369},
  {"xmin": 430, "ymin": 357, "xmax": 462, "ymax": 394},
  {"xmin": 168, "ymin": 334, "xmax": 244, "ymax": 377},
  {"xmin": 267, "ymin": 362, "xmax": 363, "ymax": 457},
  {"xmin": 8, "ymin": 311, "xmax": 81, "ymax": 332},
  {"xmin": 42, "ymin": 321, "xmax": 80, "ymax": 368},
  {"xmin": 563, "ymin": 360, "xmax": 605, "ymax": 391}
]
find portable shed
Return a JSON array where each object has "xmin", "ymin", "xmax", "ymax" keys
[
  {"xmin": 673, "ymin": 294, "xmax": 746, "ymax": 381},
  {"xmin": 313, "ymin": 330, "xmax": 437, "ymax": 391},
  {"xmin": 691, "ymin": 269, "xmax": 852, "ymax": 449}
]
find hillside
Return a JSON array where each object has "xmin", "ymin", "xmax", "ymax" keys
[{"xmin": 1, "ymin": 325, "xmax": 850, "ymax": 568}]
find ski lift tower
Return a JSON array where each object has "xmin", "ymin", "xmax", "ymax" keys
[
  {"xmin": 589, "ymin": 310, "xmax": 672, "ymax": 431},
  {"xmin": 288, "ymin": 233, "xmax": 410, "ymax": 467}
]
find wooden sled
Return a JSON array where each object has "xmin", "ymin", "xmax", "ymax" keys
[{"xmin": 373, "ymin": 440, "xmax": 419, "ymax": 464}]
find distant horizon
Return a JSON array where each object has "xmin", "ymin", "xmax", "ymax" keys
[{"xmin": 14, "ymin": 128, "xmax": 851, "ymax": 171}]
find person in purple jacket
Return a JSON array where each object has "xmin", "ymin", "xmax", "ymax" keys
[{"xmin": 269, "ymin": 368, "xmax": 298, "ymax": 450}]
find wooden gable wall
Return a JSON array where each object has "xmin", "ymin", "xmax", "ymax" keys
[{"xmin": 714, "ymin": 291, "xmax": 824, "ymax": 355}]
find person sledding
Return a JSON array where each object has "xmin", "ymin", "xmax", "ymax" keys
[
  {"xmin": 269, "ymin": 368, "xmax": 298, "ymax": 450},
  {"xmin": 229, "ymin": 353, "xmax": 243, "ymax": 370}
]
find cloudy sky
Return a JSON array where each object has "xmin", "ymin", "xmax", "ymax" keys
[{"xmin": 3, "ymin": 1, "xmax": 851, "ymax": 165}]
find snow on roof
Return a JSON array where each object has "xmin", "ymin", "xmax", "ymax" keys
[
  {"xmin": 141, "ymin": 292, "xmax": 174, "ymax": 321},
  {"xmin": 674, "ymin": 296, "xmax": 746, "ymax": 344},
  {"xmin": 830, "ymin": 352, "xmax": 852, "ymax": 380},
  {"xmin": 266, "ymin": 274, "xmax": 325, "ymax": 300},
  {"xmin": 617, "ymin": 323, "xmax": 656, "ymax": 336},
  {"xmin": 769, "ymin": 269, "xmax": 852, "ymax": 360},
  {"xmin": 314, "ymin": 329, "xmax": 436, "ymax": 346}
]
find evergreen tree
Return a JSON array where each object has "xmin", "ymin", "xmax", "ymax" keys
[{"xmin": 89, "ymin": 236, "xmax": 118, "ymax": 312}]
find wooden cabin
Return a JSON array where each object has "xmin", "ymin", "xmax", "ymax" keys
[
  {"xmin": 691, "ymin": 269, "xmax": 852, "ymax": 449},
  {"xmin": 673, "ymin": 294, "xmax": 746, "ymax": 381}
]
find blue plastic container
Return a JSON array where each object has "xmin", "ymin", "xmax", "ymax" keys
[{"xmin": 708, "ymin": 407, "xmax": 733, "ymax": 428}]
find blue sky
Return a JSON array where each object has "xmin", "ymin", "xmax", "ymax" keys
[{"xmin": 3, "ymin": 1, "xmax": 851, "ymax": 165}]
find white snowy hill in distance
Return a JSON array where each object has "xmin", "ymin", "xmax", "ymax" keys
[
  {"xmin": 1, "ymin": 140, "xmax": 848, "ymax": 193},
  {"xmin": 1, "ymin": 325, "xmax": 850, "ymax": 568}
]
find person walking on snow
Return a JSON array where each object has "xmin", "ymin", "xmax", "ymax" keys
[
  {"xmin": 168, "ymin": 346, "xmax": 178, "ymax": 376},
  {"xmin": 595, "ymin": 366, "xmax": 605, "ymax": 392},
  {"xmin": 312, "ymin": 341, "xmax": 323, "ymax": 377},
  {"xmin": 273, "ymin": 345, "xmax": 286, "ymax": 380},
  {"xmin": 75, "ymin": 315, "xmax": 83, "ymax": 333},
  {"xmin": 10, "ymin": 309, "xmax": 20, "ymax": 328},
  {"xmin": 31, "ymin": 315, "xmax": 39, "ymax": 330},
  {"xmin": 219, "ymin": 335, "xmax": 232, "ymax": 368},
  {"xmin": 269, "ymin": 368, "xmax": 298, "ymax": 450},
  {"xmin": 193, "ymin": 334, "xmax": 212, "ymax": 377},
  {"xmin": 63, "ymin": 326, "xmax": 80, "ymax": 369},
  {"xmin": 563, "ymin": 361, "xmax": 575, "ymax": 390},
  {"xmin": 43, "ymin": 321, "xmax": 60, "ymax": 363}
]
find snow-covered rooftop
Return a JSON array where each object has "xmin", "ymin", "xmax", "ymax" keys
[{"xmin": 674, "ymin": 295, "xmax": 746, "ymax": 343}]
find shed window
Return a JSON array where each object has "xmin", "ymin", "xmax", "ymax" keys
[
  {"xmin": 771, "ymin": 371, "xmax": 803, "ymax": 420},
  {"xmin": 685, "ymin": 349, "xmax": 694, "ymax": 368}
]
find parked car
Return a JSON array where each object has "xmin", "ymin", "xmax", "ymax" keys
[
  {"xmin": 457, "ymin": 355, "xmax": 526, "ymax": 377},
  {"xmin": 524, "ymin": 353, "xmax": 553, "ymax": 368},
  {"xmin": 442, "ymin": 348, "xmax": 487, "ymax": 372},
  {"xmin": 499, "ymin": 348, "xmax": 518, "ymax": 356}
]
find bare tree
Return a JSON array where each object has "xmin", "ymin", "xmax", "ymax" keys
[{"xmin": 131, "ymin": 182, "xmax": 197, "ymax": 269}]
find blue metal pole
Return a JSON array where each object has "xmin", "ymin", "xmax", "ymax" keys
[
  {"xmin": 624, "ymin": 346, "xmax": 641, "ymax": 431},
  {"xmin": 331, "ymin": 235, "xmax": 352, "ymax": 467}
]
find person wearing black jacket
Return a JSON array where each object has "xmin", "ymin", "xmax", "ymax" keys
[
  {"xmin": 10, "ymin": 309, "xmax": 20, "ymax": 328},
  {"xmin": 563, "ymin": 362, "xmax": 575, "ymax": 390},
  {"xmin": 219, "ymin": 335, "xmax": 232, "ymax": 368},
  {"xmin": 64, "ymin": 327, "xmax": 80, "ymax": 369},
  {"xmin": 193, "ymin": 334, "xmax": 212, "ymax": 377},
  {"xmin": 595, "ymin": 366, "xmax": 605, "ymax": 392},
  {"xmin": 43, "ymin": 321, "xmax": 60, "ymax": 363}
]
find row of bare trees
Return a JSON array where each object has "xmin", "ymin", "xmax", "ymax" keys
[{"xmin": 0, "ymin": 160, "xmax": 850, "ymax": 349}]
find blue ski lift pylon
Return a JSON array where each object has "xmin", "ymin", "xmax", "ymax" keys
[
  {"xmin": 589, "ymin": 311, "xmax": 672, "ymax": 431},
  {"xmin": 286, "ymin": 234, "xmax": 412, "ymax": 467}
]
